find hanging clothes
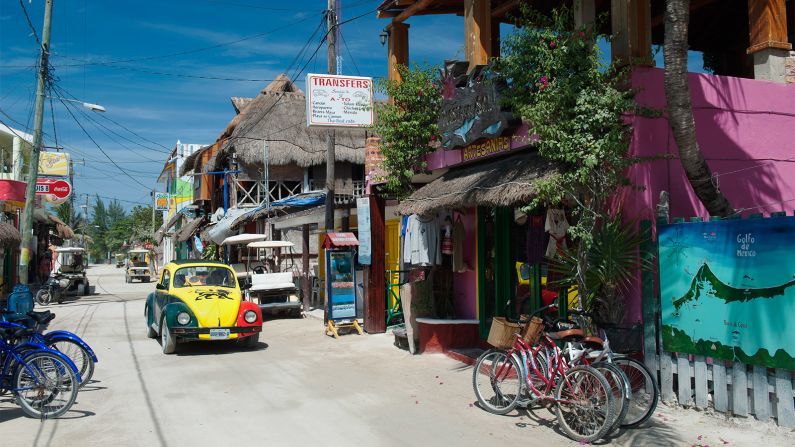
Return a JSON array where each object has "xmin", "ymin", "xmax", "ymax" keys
[
  {"xmin": 526, "ymin": 214, "xmax": 546, "ymax": 264},
  {"xmin": 441, "ymin": 217, "xmax": 453, "ymax": 255},
  {"xmin": 452, "ymin": 214, "xmax": 467, "ymax": 273},
  {"xmin": 544, "ymin": 208, "xmax": 569, "ymax": 258},
  {"xmin": 402, "ymin": 214, "xmax": 442, "ymax": 266}
]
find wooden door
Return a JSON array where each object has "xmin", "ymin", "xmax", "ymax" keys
[{"xmin": 385, "ymin": 219, "xmax": 400, "ymax": 308}]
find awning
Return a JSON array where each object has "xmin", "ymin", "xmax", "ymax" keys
[
  {"xmin": 33, "ymin": 209, "xmax": 75, "ymax": 239},
  {"xmin": 396, "ymin": 152, "xmax": 555, "ymax": 216},
  {"xmin": 323, "ymin": 232, "xmax": 359, "ymax": 249},
  {"xmin": 230, "ymin": 192, "xmax": 326, "ymax": 230},
  {"xmin": 206, "ymin": 208, "xmax": 251, "ymax": 245},
  {"xmin": 174, "ymin": 216, "xmax": 206, "ymax": 242},
  {"xmin": 163, "ymin": 210, "xmax": 185, "ymax": 233},
  {"xmin": 0, "ymin": 221, "xmax": 20, "ymax": 249}
]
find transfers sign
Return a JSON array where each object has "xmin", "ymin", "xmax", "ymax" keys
[
  {"xmin": 659, "ymin": 217, "xmax": 795, "ymax": 370},
  {"xmin": 306, "ymin": 73, "xmax": 373, "ymax": 128}
]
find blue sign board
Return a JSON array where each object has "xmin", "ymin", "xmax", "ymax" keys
[
  {"xmin": 659, "ymin": 216, "xmax": 795, "ymax": 370},
  {"xmin": 326, "ymin": 249, "xmax": 357, "ymax": 320}
]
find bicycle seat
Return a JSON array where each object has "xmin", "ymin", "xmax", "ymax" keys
[
  {"xmin": 26, "ymin": 310, "xmax": 56, "ymax": 325},
  {"xmin": 581, "ymin": 336, "xmax": 604, "ymax": 349},
  {"xmin": 547, "ymin": 328, "xmax": 586, "ymax": 341}
]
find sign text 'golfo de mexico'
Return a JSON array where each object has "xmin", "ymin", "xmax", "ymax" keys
[{"xmin": 306, "ymin": 74, "xmax": 373, "ymax": 128}]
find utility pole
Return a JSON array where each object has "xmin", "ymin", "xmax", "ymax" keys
[
  {"xmin": 18, "ymin": 0, "xmax": 53, "ymax": 285},
  {"xmin": 324, "ymin": 0, "xmax": 337, "ymax": 233}
]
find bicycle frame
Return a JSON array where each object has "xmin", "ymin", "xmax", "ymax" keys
[
  {"xmin": 0, "ymin": 339, "xmax": 82, "ymax": 392},
  {"xmin": 0, "ymin": 320, "xmax": 98, "ymax": 363}
]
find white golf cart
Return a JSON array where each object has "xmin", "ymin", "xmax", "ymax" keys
[
  {"xmin": 125, "ymin": 248, "xmax": 154, "ymax": 283},
  {"xmin": 246, "ymin": 240, "xmax": 302, "ymax": 318},
  {"xmin": 220, "ymin": 233, "xmax": 266, "ymax": 281},
  {"xmin": 36, "ymin": 247, "xmax": 89, "ymax": 305}
]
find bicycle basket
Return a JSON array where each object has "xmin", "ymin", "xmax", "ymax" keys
[
  {"xmin": 487, "ymin": 317, "xmax": 522, "ymax": 349},
  {"xmin": 521, "ymin": 316, "xmax": 544, "ymax": 345}
]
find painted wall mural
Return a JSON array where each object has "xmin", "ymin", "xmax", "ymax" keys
[{"xmin": 659, "ymin": 217, "xmax": 795, "ymax": 370}]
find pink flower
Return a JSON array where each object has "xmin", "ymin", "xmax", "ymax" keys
[
  {"xmin": 540, "ymin": 76, "xmax": 549, "ymax": 89},
  {"xmin": 549, "ymin": 40, "xmax": 557, "ymax": 49},
  {"xmin": 578, "ymin": 31, "xmax": 585, "ymax": 38}
]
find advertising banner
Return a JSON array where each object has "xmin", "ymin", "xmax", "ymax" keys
[
  {"xmin": 38, "ymin": 151, "xmax": 70, "ymax": 176},
  {"xmin": 154, "ymin": 193, "xmax": 170, "ymax": 211},
  {"xmin": 326, "ymin": 250, "xmax": 357, "ymax": 320},
  {"xmin": 35, "ymin": 178, "xmax": 71, "ymax": 204},
  {"xmin": 356, "ymin": 198, "xmax": 371, "ymax": 265},
  {"xmin": 659, "ymin": 217, "xmax": 795, "ymax": 370},
  {"xmin": 306, "ymin": 73, "xmax": 373, "ymax": 127}
]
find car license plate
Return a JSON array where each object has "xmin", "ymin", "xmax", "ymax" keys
[{"xmin": 209, "ymin": 329, "xmax": 230, "ymax": 340}]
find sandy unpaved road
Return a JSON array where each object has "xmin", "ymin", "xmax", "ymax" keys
[{"xmin": 0, "ymin": 264, "xmax": 791, "ymax": 447}]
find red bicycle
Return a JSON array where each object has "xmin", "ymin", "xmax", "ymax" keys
[{"xmin": 472, "ymin": 304, "xmax": 616, "ymax": 443}]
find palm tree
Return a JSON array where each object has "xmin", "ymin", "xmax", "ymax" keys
[
  {"xmin": 664, "ymin": 0, "xmax": 734, "ymax": 217},
  {"xmin": 53, "ymin": 202, "xmax": 85, "ymax": 229}
]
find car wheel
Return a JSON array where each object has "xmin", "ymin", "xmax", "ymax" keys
[
  {"xmin": 83, "ymin": 281, "xmax": 90, "ymax": 296},
  {"xmin": 160, "ymin": 318, "xmax": 177, "ymax": 354},
  {"xmin": 145, "ymin": 306, "xmax": 157, "ymax": 339},
  {"xmin": 241, "ymin": 333, "xmax": 259, "ymax": 349},
  {"xmin": 291, "ymin": 309, "xmax": 303, "ymax": 319}
]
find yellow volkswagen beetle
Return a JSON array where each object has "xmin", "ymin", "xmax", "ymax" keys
[{"xmin": 144, "ymin": 260, "xmax": 262, "ymax": 354}]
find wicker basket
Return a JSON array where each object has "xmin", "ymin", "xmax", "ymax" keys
[
  {"xmin": 521, "ymin": 316, "xmax": 545, "ymax": 345},
  {"xmin": 487, "ymin": 317, "xmax": 522, "ymax": 349}
]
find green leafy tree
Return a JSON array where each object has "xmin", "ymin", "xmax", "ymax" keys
[
  {"xmin": 498, "ymin": 7, "xmax": 637, "ymax": 307},
  {"xmin": 128, "ymin": 205, "xmax": 161, "ymax": 244},
  {"xmin": 373, "ymin": 64, "xmax": 441, "ymax": 198},
  {"xmin": 52, "ymin": 202, "xmax": 84, "ymax": 229},
  {"xmin": 89, "ymin": 196, "xmax": 108, "ymax": 261}
]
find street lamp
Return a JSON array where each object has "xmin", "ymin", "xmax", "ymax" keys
[{"xmin": 50, "ymin": 96, "xmax": 106, "ymax": 113}]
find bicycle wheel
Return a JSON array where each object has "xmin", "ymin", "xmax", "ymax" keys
[
  {"xmin": 35, "ymin": 289, "xmax": 51, "ymax": 306},
  {"xmin": 554, "ymin": 365, "xmax": 615, "ymax": 443},
  {"xmin": 47, "ymin": 340, "xmax": 94, "ymax": 387},
  {"xmin": 614, "ymin": 357, "xmax": 658, "ymax": 428},
  {"xmin": 12, "ymin": 351, "xmax": 78, "ymax": 419},
  {"xmin": 472, "ymin": 349, "xmax": 522, "ymax": 415},
  {"xmin": 593, "ymin": 361, "xmax": 631, "ymax": 435}
]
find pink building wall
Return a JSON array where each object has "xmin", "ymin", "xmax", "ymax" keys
[
  {"xmin": 452, "ymin": 208, "xmax": 478, "ymax": 319},
  {"xmin": 621, "ymin": 67, "xmax": 795, "ymax": 322}
]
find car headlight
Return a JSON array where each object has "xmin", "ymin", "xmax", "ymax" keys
[
  {"xmin": 176, "ymin": 312, "xmax": 191, "ymax": 325},
  {"xmin": 244, "ymin": 310, "xmax": 257, "ymax": 323}
]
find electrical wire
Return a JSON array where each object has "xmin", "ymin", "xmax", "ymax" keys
[
  {"xmin": 57, "ymin": 98, "xmax": 154, "ymax": 190},
  {"xmin": 48, "ymin": 14, "xmax": 316, "ymax": 67},
  {"xmin": 18, "ymin": 0, "xmax": 41, "ymax": 45},
  {"xmin": 340, "ymin": 30, "xmax": 361, "ymax": 76}
]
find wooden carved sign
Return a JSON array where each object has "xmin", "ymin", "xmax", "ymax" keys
[{"xmin": 438, "ymin": 61, "xmax": 516, "ymax": 150}]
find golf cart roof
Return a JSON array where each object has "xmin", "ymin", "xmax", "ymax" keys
[
  {"xmin": 247, "ymin": 240, "xmax": 294, "ymax": 249},
  {"xmin": 221, "ymin": 233, "xmax": 266, "ymax": 246},
  {"xmin": 128, "ymin": 248, "xmax": 150, "ymax": 253},
  {"xmin": 55, "ymin": 247, "xmax": 85, "ymax": 253}
]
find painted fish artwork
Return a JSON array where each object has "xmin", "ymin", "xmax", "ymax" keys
[{"xmin": 659, "ymin": 217, "xmax": 795, "ymax": 370}]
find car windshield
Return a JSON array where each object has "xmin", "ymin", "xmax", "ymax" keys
[{"xmin": 173, "ymin": 266, "xmax": 235, "ymax": 288}]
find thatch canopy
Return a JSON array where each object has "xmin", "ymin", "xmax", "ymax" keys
[
  {"xmin": 33, "ymin": 209, "xmax": 75, "ymax": 239},
  {"xmin": 396, "ymin": 152, "xmax": 556, "ymax": 216},
  {"xmin": 231, "ymin": 97, "xmax": 254, "ymax": 114},
  {"xmin": 0, "ymin": 221, "xmax": 20, "ymax": 249},
  {"xmin": 217, "ymin": 74, "xmax": 368, "ymax": 170},
  {"xmin": 174, "ymin": 216, "xmax": 206, "ymax": 242},
  {"xmin": 179, "ymin": 145, "xmax": 210, "ymax": 177},
  {"xmin": 164, "ymin": 211, "xmax": 184, "ymax": 233}
]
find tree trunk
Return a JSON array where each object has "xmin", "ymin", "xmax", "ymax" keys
[{"xmin": 664, "ymin": 0, "xmax": 734, "ymax": 217}]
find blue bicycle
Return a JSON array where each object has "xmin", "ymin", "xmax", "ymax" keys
[
  {"xmin": 0, "ymin": 326, "xmax": 81, "ymax": 418},
  {"xmin": 0, "ymin": 311, "xmax": 98, "ymax": 387}
]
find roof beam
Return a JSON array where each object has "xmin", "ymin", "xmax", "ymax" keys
[
  {"xmin": 391, "ymin": 0, "xmax": 436, "ymax": 23},
  {"xmin": 492, "ymin": 0, "xmax": 520, "ymax": 18}
]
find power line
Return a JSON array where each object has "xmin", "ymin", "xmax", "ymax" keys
[
  {"xmin": 18, "ymin": 0, "xmax": 41, "ymax": 44},
  {"xmin": 58, "ymin": 98, "xmax": 153, "ymax": 190},
  {"xmin": 340, "ymin": 29, "xmax": 361, "ymax": 76},
  {"xmin": 48, "ymin": 14, "xmax": 316, "ymax": 67}
]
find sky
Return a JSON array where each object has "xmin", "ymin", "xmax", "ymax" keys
[{"xmin": 0, "ymin": 0, "xmax": 704, "ymax": 210}]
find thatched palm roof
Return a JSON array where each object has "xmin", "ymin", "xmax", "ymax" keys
[
  {"xmin": 33, "ymin": 209, "xmax": 75, "ymax": 239},
  {"xmin": 396, "ymin": 152, "xmax": 556, "ymax": 216},
  {"xmin": 0, "ymin": 221, "xmax": 20, "ymax": 249},
  {"xmin": 174, "ymin": 216, "xmax": 206, "ymax": 242},
  {"xmin": 218, "ymin": 74, "xmax": 368, "ymax": 169}
]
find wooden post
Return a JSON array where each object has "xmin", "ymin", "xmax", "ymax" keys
[
  {"xmin": 302, "ymin": 224, "xmax": 311, "ymax": 311},
  {"xmin": 611, "ymin": 0, "xmax": 652, "ymax": 66},
  {"xmin": 640, "ymin": 220, "xmax": 658, "ymax": 374},
  {"xmin": 747, "ymin": 0, "xmax": 791, "ymax": 82},
  {"xmin": 465, "ymin": 0, "xmax": 492, "ymax": 72},
  {"xmin": 364, "ymin": 194, "xmax": 386, "ymax": 333},
  {"xmin": 388, "ymin": 22, "xmax": 409, "ymax": 83}
]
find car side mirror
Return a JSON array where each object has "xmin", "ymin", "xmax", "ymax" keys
[{"xmin": 155, "ymin": 283, "xmax": 167, "ymax": 291}]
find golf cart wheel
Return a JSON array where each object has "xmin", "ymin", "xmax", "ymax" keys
[{"xmin": 83, "ymin": 280, "xmax": 90, "ymax": 295}]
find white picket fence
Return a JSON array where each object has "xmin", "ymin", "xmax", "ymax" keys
[{"xmin": 646, "ymin": 353, "xmax": 795, "ymax": 427}]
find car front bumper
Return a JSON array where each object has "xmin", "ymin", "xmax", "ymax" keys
[{"xmin": 172, "ymin": 325, "xmax": 261, "ymax": 340}]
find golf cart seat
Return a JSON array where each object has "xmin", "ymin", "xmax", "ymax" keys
[{"xmin": 250, "ymin": 272, "xmax": 295, "ymax": 292}]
